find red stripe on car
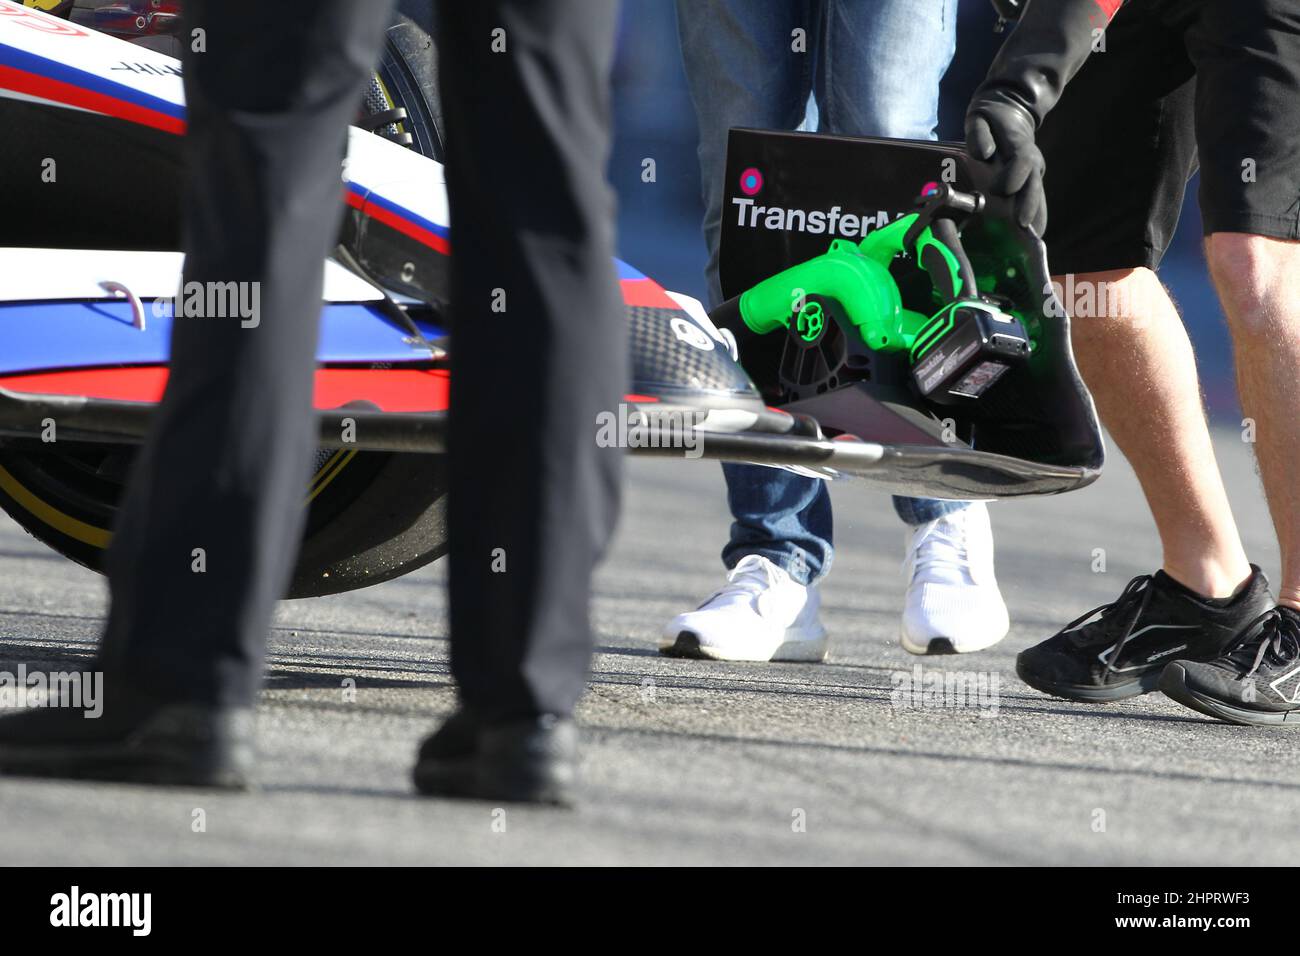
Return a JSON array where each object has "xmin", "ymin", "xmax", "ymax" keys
[
  {"xmin": 0, "ymin": 367, "xmax": 451, "ymax": 413},
  {"xmin": 0, "ymin": 64, "xmax": 185, "ymax": 134},
  {"xmin": 619, "ymin": 278, "xmax": 679, "ymax": 309},
  {"xmin": 1093, "ymin": 0, "xmax": 1122, "ymax": 21},
  {"xmin": 345, "ymin": 191, "xmax": 452, "ymax": 256}
]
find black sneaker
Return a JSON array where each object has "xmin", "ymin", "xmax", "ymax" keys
[
  {"xmin": 1159, "ymin": 607, "xmax": 1300, "ymax": 726},
  {"xmin": 1016, "ymin": 566, "xmax": 1273, "ymax": 702}
]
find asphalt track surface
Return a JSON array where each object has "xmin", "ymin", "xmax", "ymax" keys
[{"xmin": 0, "ymin": 428, "xmax": 1295, "ymax": 865}]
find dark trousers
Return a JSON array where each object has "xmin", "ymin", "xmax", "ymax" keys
[{"xmin": 98, "ymin": 0, "xmax": 625, "ymax": 722}]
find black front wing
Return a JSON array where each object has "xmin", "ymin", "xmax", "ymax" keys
[{"xmin": 0, "ymin": 387, "xmax": 1098, "ymax": 499}]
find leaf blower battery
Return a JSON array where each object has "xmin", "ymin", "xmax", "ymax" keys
[{"xmin": 910, "ymin": 301, "xmax": 1030, "ymax": 404}]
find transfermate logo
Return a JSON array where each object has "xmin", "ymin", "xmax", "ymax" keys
[
  {"xmin": 730, "ymin": 196, "xmax": 896, "ymax": 240},
  {"xmin": 738, "ymin": 166, "xmax": 763, "ymax": 196}
]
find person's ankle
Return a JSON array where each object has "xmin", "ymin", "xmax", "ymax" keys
[{"xmin": 1161, "ymin": 559, "xmax": 1253, "ymax": 600}]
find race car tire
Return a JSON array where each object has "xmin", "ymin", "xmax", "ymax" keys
[
  {"xmin": 0, "ymin": 444, "xmax": 449, "ymax": 599},
  {"xmin": 379, "ymin": 2, "xmax": 445, "ymax": 162}
]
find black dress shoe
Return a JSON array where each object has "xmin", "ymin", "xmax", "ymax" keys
[
  {"xmin": 0, "ymin": 698, "xmax": 255, "ymax": 789},
  {"xmin": 412, "ymin": 710, "xmax": 577, "ymax": 806}
]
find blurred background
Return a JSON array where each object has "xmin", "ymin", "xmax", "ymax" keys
[{"xmin": 609, "ymin": 0, "xmax": 1239, "ymax": 418}]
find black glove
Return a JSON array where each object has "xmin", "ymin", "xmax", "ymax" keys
[
  {"xmin": 966, "ymin": 95, "xmax": 1045, "ymax": 236},
  {"xmin": 966, "ymin": 0, "xmax": 1125, "ymax": 237}
]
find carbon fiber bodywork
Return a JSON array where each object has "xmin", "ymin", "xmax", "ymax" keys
[{"xmin": 628, "ymin": 305, "xmax": 757, "ymax": 399}]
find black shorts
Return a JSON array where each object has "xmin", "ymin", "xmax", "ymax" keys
[{"xmin": 1038, "ymin": 0, "xmax": 1300, "ymax": 275}]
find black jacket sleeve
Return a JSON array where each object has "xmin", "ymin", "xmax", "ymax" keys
[
  {"xmin": 973, "ymin": 0, "xmax": 1123, "ymax": 129},
  {"xmin": 964, "ymin": 0, "xmax": 1124, "ymax": 235}
]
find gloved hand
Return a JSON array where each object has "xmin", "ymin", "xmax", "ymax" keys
[
  {"xmin": 966, "ymin": 0, "xmax": 1125, "ymax": 237},
  {"xmin": 966, "ymin": 94, "xmax": 1045, "ymax": 236}
]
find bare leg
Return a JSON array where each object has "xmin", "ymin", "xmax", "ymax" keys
[
  {"xmin": 1058, "ymin": 267, "xmax": 1251, "ymax": 597},
  {"xmin": 1205, "ymin": 233, "xmax": 1300, "ymax": 611}
]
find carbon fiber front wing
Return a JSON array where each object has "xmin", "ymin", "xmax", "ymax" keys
[{"xmin": 0, "ymin": 386, "xmax": 1099, "ymax": 499}]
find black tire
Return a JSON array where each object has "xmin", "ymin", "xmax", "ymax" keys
[
  {"xmin": 290, "ymin": 448, "xmax": 449, "ymax": 598},
  {"xmin": 377, "ymin": 3, "xmax": 445, "ymax": 162},
  {"xmin": 0, "ymin": 440, "xmax": 449, "ymax": 599}
]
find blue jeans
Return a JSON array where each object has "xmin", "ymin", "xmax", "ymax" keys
[{"xmin": 677, "ymin": 0, "xmax": 968, "ymax": 585}]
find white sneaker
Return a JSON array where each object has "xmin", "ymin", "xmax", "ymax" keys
[
  {"xmin": 900, "ymin": 502, "xmax": 1010, "ymax": 655},
  {"xmin": 661, "ymin": 554, "xmax": 829, "ymax": 662}
]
